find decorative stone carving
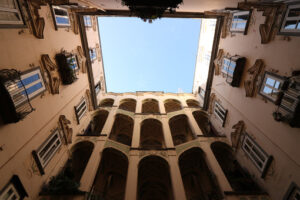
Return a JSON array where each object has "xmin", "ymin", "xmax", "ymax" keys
[
  {"xmin": 41, "ymin": 54, "xmax": 60, "ymax": 94},
  {"xmin": 25, "ymin": 0, "xmax": 45, "ymax": 39},
  {"xmin": 96, "ymin": 43, "xmax": 101, "ymax": 62},
  {"xmin": 59, "ymin": 115, "xmax": 73, "ymax": 144},
  {"xmin": 214, "ymin": 49, "xmax": 224, "ymax": 75},
  {"xmin": 76, "ymin": 46, "xmax": 87, "ymax": 73},
  {"xmin": 92, "ymin": 16, "xmax": 97, "ymax": 31},
  {"xmin": 244, "ymin": 59, "xmax": 264, "ymax": 97},
  {"xmin": 208, "ymin": 93, "xmax": 216, "ymax": 114},
  {"xmin": 238, "ymin": 2, "xmax": 285, "ymax": 44},
  {"xmin": 231, "ymin": 120, "xmax": 245, "ymax": 151},
  {"xmin": 85, "ymin": 89, "xmax": 94, "ymax": 111}
]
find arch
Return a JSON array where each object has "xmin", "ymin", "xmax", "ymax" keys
[
  {"xmin": 99, "ymin": 98, "xmax": 114, "ymax": 107},
  {"xmin": 164, "ymin": 99, "xmax": 182, "ymax": 113},
  {"xmin": 119, "ymin": 98, "xmax": 136, "ymax": 112},
  {"xmin": 169, "ymin": 114, "xmax": 195, "ymax": 145},
  {"xmin": 186, "ymin": 99, "xmax": 200, "ymax": 108},
  {"xmin": 142, "ymin": 98, "xmax": 160, "ymax": 114},
  {"xmin": 179, "ymin": 147, "xmax": 222, "ymax": 200},
  {"xmin": 140, "ymin": 119, "xmax": 165, "ymax": 149},
  {"xmin": 211, "ymin": 142, "xmax": 261, "ymax": 192},
  {"xmin": 92, "ymin": 148, "xmax": 128, "ymax": 200},
  {"xmin": 65, "ymin": 141, "xmax": 94, "ymax": 182},
  {"xmin": 85, "ymin": 110, "xmax": 109, "ymax": 136},
  {"xmin": 109, "ymin": 114, "xmax": 134, "ymax": 146},
  {"xmin": 192, "ymin": 110, "xmax": 216, "ymax": 136},
  {"xmin": 138, "ymin": 156, "xmax": 174, "ymax": 200}
]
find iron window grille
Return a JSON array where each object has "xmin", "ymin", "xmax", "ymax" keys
[
  {"xmin": 280, "ymin": 4, "xmax": 300, "ymax": 36},
  {"xmin": 0, "ymin": 0, "xmax": 25, "ymax": 27},
  {"xmin": 230, "ymin": 10, "xmax": 251, "ymax": 34},
  {"xmin": 32, "ymin": 128, "xmax": 62, "ymax": 175},
  {"xmin": 0, "ymin": 68, "xmax": 45, "ymax": 124},
  {"xmin": 75, "ymin": 97, "xmax": 87, "ymax": 124},
  {"xmin": 213, "ymin": 101, "xmax": 228, "ymax": 127},
  {"xmin": 242, "ymin": 133, "xmax": 273, "ymax": 178},
  {"xmin": 51, "ymin": 5, "xmax": 70, "ymax": 29},
  {"xmin": 259, "ymin": 71, "xmax": 286, "ymax": 103}
]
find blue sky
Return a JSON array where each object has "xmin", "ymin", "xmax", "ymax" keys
[{"xmin": 98, "ymin": 17, "xmax": 201, "ymax": 93}]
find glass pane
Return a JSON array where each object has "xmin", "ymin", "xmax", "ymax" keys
[
  {"xmin": 284, "ymin": 20, "xmax": 297, "ymax": 29},
  {"xmin": 274, "ymin": 81, "xmax": 281, "ymax": 89},
  {"xmin": 236, "ymin": 22, "xmax": 246, "ymax": 29},
  {"xmin": 0, "ymin": 11, "xmax": 20, "ymax": 22},
  {"xmin": 297, "ymin": 22, "xmax": 300, "ymax": 29},
  {"xmin": 0, "ymin": 0, "xmax": 16, "ymax": 9},
  {"xmin": 288, "ymin": 8, "xmax": 300, "ymax": 18},
  {"xmin": 263, "ymin": 86, "xmax": 272, "ymax": 94},
  {"xmin": 266, "ymin": 77, "xmax": 275, "ymax": 87},
  {"xmin": 56, "ymin": 16, "xmax": 69, "ymax": 25},
  {"xmin": 237, "ymin": 14, "xmax": 249, "ymax": 21},
  {"xmin": 54, "ymin": 8, "xmax": 68, "ymax": 16},
  {"xmin": 252, "ymin": 145, "xmax": 266, "ymax": 162}
]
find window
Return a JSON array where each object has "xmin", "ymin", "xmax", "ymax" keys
[
  {"xmin": 284, "ymin": 182, "xmax": 300, "ymax": 200},
  {"xmin": 51, "ymin": 5, "xmax": 70, "ymax": 29},
  {"xmin": 6, "ymin": 67, "xmax": 45, "ymax": 108},
  {"xmin": 242, "ymin": 134, "xmax": 273, "ymax": 178},
  {"xmin": 95, "ymin": 81, "xmax": 101, "ymax": 95},
  {"xmin": 214, "ymin": 101, "xmax": 227, "ymax": 127},
  {"xmin": 0, "ymin": 0, "xmax": 24, "ymax": 27},
  {"xmin": 230, "ymin": 10, "xmax": 251, "ymax": 34},
  {"xmin": 66, "ymin": 54, "xmax": 79, "ymax": 71},
  {"xmin": 89, "ymin": 48, "xmax": 97, "ymax": 62},
  {"xmin": 32, "ymin": 129, "xmax": 62, "ymax": 175},
  {"xmin": 84, "ymin": 15, "xmax": 92, "ymax": 27},
  {"xmin": 0, "ymin": 176, "xmax": 28, "ymax": 200},
  {"xmin": 221, "ymin": 56, "xmax": 246, "ymax": 87},
  {"xmin": 280, "ymin": 4, "xmax": 300, "ymax": 35},
  {"xmin": 74, "ymin": 97, "xmax": 87, "ymax": 124},
  {"xmin": 198, "ymin": 87, "xmax": 205, "ymax": 99},
  {"xmin": 259, "ymin": 72, "xmax": 286, "ymax": 103}
]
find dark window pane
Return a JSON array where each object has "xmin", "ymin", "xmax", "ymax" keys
[
  {"xmin": 288, "ymin": 8, "xmax": 300, "ymax": 17},
  {"xmin": 284, "ymin": 20, "xmax": 297, "ymax": 29}
]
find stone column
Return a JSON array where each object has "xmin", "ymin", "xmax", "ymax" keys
[
  {"xmin": 136, "ymin": 98, "xmax": 142, "ymax": 113},
  {"xmin": 159, "ymin": 100, "xmax": 166, "ymax": 114},
  {"xmin": 79, "ymin": 140, "xmax": 105, "ymax": 191},
  {"xmin": 201, "ymin": 142, "xmax": 233, "ymax": 192},
  {"xmin": 101, "ymin": 106, "xmax": 117, "ymax": 136},
  {"xmin": 131, "ymin": 116, "xmax": 142, "ymax": 148},
  {"xmin": 168, "ymin": 152, "xmax": 187, "ymax": 200},
  {"xmin": 124, "ymin": 152, "xmax": 139, "ymax": 200},
  {"xmin": 161, "ymin": 116, "xmax": 174, "ymax": 148},
  {"xmin": 184, "ymin": 108, "xmax": 203, "ymax": 137}
]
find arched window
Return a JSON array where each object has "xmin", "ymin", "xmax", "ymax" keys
[
  {"xmin": 138, "ymin": 156, "xmax": 174, "ymax": 200},
  {"xmin": 140, "ymin": 119, "xmax": 165, "ymax": 149},
  {"xmin": 164, "ymin": 99, "xmax": 181, "ymax": 113},
  {"xmin": 211, "ymin": 142, "xmax": 261, "ymax": 192},
  {"xmin": 119, "ymin": 98, "xmax": 136, "ymax": 112},
  {"xmin": 142, "ymin": 99, "xmax": 159, "ymax": 114},
  {"xmin": 186, "ymin": 99, "xmax": 200, "ymax": 108},
  {"xmin": 179, "ymin": 148, "xmax": 222, "ymax": 200},
  {"xmin": 92, "ymin": 148, "xmax": 128, "ymax": 200},
  {"xmin": 99, "ymin": 98, "xmax": 114, "ymax": 107},
  {"xmin": 109, "ymin": 114, "xmax": 134, "ymax": 146},
  {"xmin": 169, "ymin": 115, "xmax": 195, "ymax": 145}
]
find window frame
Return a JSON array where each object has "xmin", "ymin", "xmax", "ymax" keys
[
  {"xmin": 0, "ymin": 0, "xmax": 26, "ymax": 28},
  {"xmin": 259, "ymin": 71, "xmax": 286, "ymax": 103},
  {"xmin": 83, "ymin": 15, "xmax": 92, "ymax": 27},
  {"xmin": 74, "ymin": 97, "xmax": 87, "ymax": 124},
  {"xmin": 0, "ymin": 176, "xmax": 28, "ymax": 200},
  {"xmin": 213, "ymin": 101, "xmax": 228, "ymax": 127},
  {"xmin": 89, "ymin": 48, "xmax": 97, "ymax": 62},
  {"xmin": 32, "ymin": 128, "xmax": 62, "ymax": 175},
  {"xmin": 283, "ymin": 182, "xmax": 300, "ymax": 200},
  {"xmin": 242, "ymin": 133, "xmax": 273, "ymax": 178},
  {"xmin": 198, "ymin": 87, "xmax": 205, "ymax": 99},
  {"xmin": 95, "ymin": 81, "xmax": 101, "ymax": 95},
  {"xmin": 279, "ymin": 4, "xmax": 300, "ymax": 36},
  {"xmin": 50, "ymin": 5, "xmax": 71, "ymax": 30},
  {"xmin": 230, "ymin": 10, "xmax": 252, "ymax": 34}
]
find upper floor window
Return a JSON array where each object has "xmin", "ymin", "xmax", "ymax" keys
[
  {"xmin": 74, "ymin": 97, "xmax": 87, "ymax": 124},
  {"xmin": 230, "ymin": 10, "xmax": 251, "ymax": 34},
  {"xmin": 84, "ymin": 15, "xmax": 92, "ymax": 27},
  {"xmin": 280, "ymin": 4, "xmax": 300, "ymax": 35},
  {"xmin": 284, "ymin": 182, "xmax": 300, "ymax": 200},
  {"xmin": 51, "ymin": 5, "xmax": 70, "ymax": 29},
  {"xmin": 259, "ymin": 72, "xmax": 286, "ymax": 103},
  {"xmin": 214, "ymin": 100, "xmax": 227, "ymax": 127},
  {"xmin": 0, "ymin": 0, "xmax": 24, "ymax": 27},
  {"xmin": 0, "ymin": 176, "xmax": 28, "ymax": 200},
  {"xmin": 89, "ymin": 48, "xmax": 97, "ymax": 62}
]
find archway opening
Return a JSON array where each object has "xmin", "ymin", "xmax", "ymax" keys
[
  {"xmin": 186, "ymin": 99, "xmax": 200, "ymax": 108},
  {"xmin": 179, "ymin": 147, "xmax": 222, "ymax": 200},
  {"xmin": 192, "ymin": 111, "xmax": 216, "ymax": 136},
  {"xmin": 164, "ymin": 99, "xmax": 182, "ymax": 113},
  {"xmin": 138, "ymin": 156, "xmax": 174, "ymax": 200},
  {"xmin": 211, "ymin": 142, "xmax": 261, "ymax": 192},
  {"xmin": 92, "ymin": 148, "xmax": 128, "ymax": 200},
  {"xmin": 85, "ymin": 110, "xmax": 109, "ymax": 136},
  {"xmin": 142, "ymin": 99, "xmax": 159, "ymax": 114},
  {"xmin": 99, "ymin": 98, "xmax": 114, "ymax": 107},
  {"xmin": 140, "ymin": 119, "xmax": 165, "ymax": 149},
  {"xmin": 109, "ymin": 114, "xmax": 134, "ymax": 146},
  {"xmin": 169, "ymin": 114, "xmax": 195, "ymax": 145},
  {"xmin": 119, "ymin": 98, "xmax": 136, "ymax": 112}
]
